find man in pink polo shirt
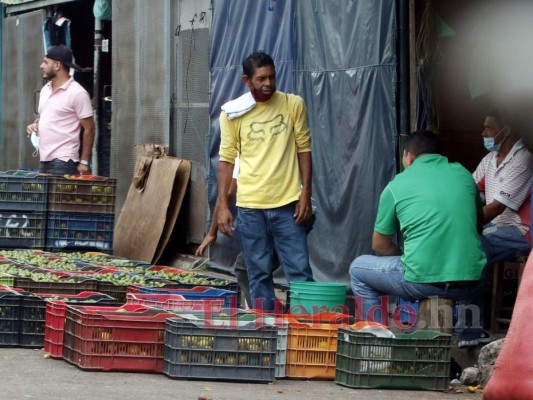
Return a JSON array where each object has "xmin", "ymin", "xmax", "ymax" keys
[{"xmin": 26, "ymin": 45, "xmax": 94, "ymax": 175}]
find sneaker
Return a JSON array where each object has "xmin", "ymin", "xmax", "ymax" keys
[
  {"xmin": 458, "ymin": 338, "xmax": 479, "ymax": 349},
  {"xmin": 477, "ymin": 330, "xmax": 492, "ymax": 344}
]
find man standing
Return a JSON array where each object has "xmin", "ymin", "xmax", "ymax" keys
[
  {"xmin": 216, "ymin": 51, "xmax": 314, "ymax": 311},
  {"xmin": 349, "ymin": 131, "xmax": 487, "ymax": 346},
  {"xmin": 26, "ymin": 45, "xmax": 94, "ymax": 175},
  {"xmin": 474, "ymin": 107, "xmax": 533, "ymax": 264}
]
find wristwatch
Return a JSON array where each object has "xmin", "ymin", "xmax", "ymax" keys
[{"xmin": 80, "ymin": 160, "xmax": 90, "ymax": 166}]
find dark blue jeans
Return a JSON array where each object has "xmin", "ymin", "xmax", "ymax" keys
[
  {"xmin": 39, "ymin": 159, "xmax": 78, "ymax": 175},
  {"xmin": 237, "ymin": 203, "xmax": 314, "ymax": 311}
]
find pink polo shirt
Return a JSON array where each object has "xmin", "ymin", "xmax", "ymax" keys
[{"xmin": 38, "ymin": 77, "xmax": 93, "ymax": 162}]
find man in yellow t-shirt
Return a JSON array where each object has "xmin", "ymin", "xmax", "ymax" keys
[{"xmin": 216, "ymin": 51, "xmax": 314, "ymax": 311}]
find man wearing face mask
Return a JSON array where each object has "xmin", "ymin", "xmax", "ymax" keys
[
  {"xmin": 473, "ymin": 107, "xmax": 533, "ymax": 265},
  {"xmin": 216, "ymin": 51, "xmax": 314, "ymax": 311}
]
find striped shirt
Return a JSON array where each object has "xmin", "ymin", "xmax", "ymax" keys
[{"xmin": 473, "ymin": 140, "xmax": 533, "ymax": 238}]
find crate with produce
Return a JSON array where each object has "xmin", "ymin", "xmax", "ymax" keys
[
  {"xmin": 46, "ymin": 212, "xmax": 114, "ymax": 252},
  {"xmin": 0, "ymin": 171, "xmax": 48, "ymax": 211},
  {"xmin": 47, "ymin": 175, "xmax": 116, "ymax": 214},
  {"xmin": 43, "ymin": 291, "xmax": 117, "ymax": 358},
  {"xmin": 164, "ymin": 315, "xmax": 278, "ymax": 382},
  {"xmin": 0, "ymin": 211, "xmax": 47, "ymax": 249},
  {"xmin": 63, "ymin": 304, "xmax": 177, "ymax": 372},
  {"xmin": 334, "ymin": 328, "xmax": 452, "ymax": 391},
  {"xmin": 0, "ymin": 286, "xmax": 27, "ymax": 346}
]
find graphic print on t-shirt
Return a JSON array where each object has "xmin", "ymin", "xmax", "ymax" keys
[{"xmin": 247, "ymin": 114, "xmax": 287, "ymax": 142}]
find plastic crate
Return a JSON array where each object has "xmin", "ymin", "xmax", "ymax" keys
[
  {"xmin": 126, "ymin": 293, "xmax": 224, "ymax": 313},
  {"xmin": 42, "ymin": 292, "xmax": 117, "ymax": 358},
  {"xmin": 46, "ymin": 212, "xmax": 114, "ymax": 252},
  {"xmin": 14, "ymin": 276, "xmax": 98, "ymax": 295},
  {"xmin": 0, "ymin": 274, "xmax": 15, "ymax": 287},
  {"xmin": 62, "ymin": 304, "xmax": 177, "ymax": 372},
  {"xmin": 164, "ymin": 316, "xmax": 278, "ymax": 382},
  {"xmin": 0, "ymin": 290, "xmax": 23, "ymax": 346},
  {"xmin": 47, "ymin": 176, "xmax": 116, "ymax": 214},
  {"xmin": 139, "ymin": 286, "xmax": 239, "ymax": 309},
  {"xmin": 334, "ymin": 328, "xmax": 452, "ymax": 391},
  {"xmin": 0, "ymin": 172, "xmax": 48, "ymax": 211},
  {"xmin": 0, "ymin": 211, "xmax": 47, "ymax": 249}
]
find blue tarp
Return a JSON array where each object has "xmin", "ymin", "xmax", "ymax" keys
[{"xmin": 208, "ymin": 0, "xmax": 398, "ymax": 285}]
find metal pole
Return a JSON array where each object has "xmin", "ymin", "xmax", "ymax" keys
[{"xmin": 92, "ymin": 17, "xmax": 102, "ymax": 175}]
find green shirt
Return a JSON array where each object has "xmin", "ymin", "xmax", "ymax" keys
[{"xmin": 375, "ymin": 154, "xmax": 486, "ymax": 283}]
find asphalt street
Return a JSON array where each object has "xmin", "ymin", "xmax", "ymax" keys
[{"xmin": 0, "ymin": 348, "xmax": 482, "ymax": 400}]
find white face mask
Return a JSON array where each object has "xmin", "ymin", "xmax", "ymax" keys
[{"xmin": 30, "ymin": 132, "xmax": 39, "ymax": 157}]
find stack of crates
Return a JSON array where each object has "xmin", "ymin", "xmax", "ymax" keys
[
  {"xmin": 46, "ymin": 175, "xmax": 116, "ymax": 252},
  {"xmin": 0, "ymin": 171, "xmax": 48, "ymax": 249}
]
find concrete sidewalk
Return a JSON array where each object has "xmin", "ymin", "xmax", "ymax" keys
[{"xmin": 0, "ymin": 348, "xmax": 482, "ymax": 400}]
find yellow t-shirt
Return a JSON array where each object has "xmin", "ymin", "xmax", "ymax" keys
[{"xmin": 219, "ymin": 91, "xmax": 311, "ymax": 209}]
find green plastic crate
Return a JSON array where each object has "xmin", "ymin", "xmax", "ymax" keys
[
  {"xmin": 0, "ymin": 274, "xmax": 14, "ymax": 287},
  {"xmin": 335, "ymin": 328, "xmax": 451, "ymax": 391}
]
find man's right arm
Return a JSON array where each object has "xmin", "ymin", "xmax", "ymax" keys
[
  {"xmin": 26, "ymin": 116, "xmax": 39, "ymax": 134},
  {"xmin": 217, "ymin": 160, "xmax": 235, "ymax": 237},
  {"xmin": 372, "ymin": 231, "xmax": 401, "ymax": 256}
]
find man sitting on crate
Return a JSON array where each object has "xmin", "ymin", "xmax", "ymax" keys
[{"xmin": 349, "ymin": 131, "xmax": 487, "ymax": 347}]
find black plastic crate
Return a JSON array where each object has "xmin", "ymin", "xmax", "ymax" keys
[
  {"xmin": 0, "ymin": 292, "xmax": 22, "ymax": 346},
  {"xmin": 19, "ymin": 296, "xmax": 47, "ymax": 347},
  {"xmin": 164, "ymin": 317, "xmax": 278, "ymax": 382},
  {"xmin": 46, "ymin": 212, "xmax": 114, "ymax": 252},
  {"xmin": 0, "ymin": 172, "xmax": 48, "ymax": 211},
  {"xmin": 0, "ymin": 211, "xmax": 47, "ymax": 248},
  {"xmin": 47, "ymin": 176, "xmax": 116, "ymax": 214}
]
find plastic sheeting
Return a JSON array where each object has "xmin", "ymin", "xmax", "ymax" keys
[{"xmin": 208, "ymin": 0, "xmax": 398, "ymax": 285}]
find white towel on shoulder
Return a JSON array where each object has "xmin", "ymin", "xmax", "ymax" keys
[{"xmin": 221, "ymin": 92, "xmax": 256, "ymax": 120}]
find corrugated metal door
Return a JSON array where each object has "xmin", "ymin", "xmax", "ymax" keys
[
  {"xmin": 111, "ymin": 0, "xmax": 171, "ymax": 209},
  {"xmin": 0, "ymin": 10, "xmax": 45, "ymax": 171}
]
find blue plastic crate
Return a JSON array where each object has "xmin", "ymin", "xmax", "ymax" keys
[
  {"xmin": 0, "ymin": 172, "xmax": 48, "ymax": 211},
  {"xmin": 0, "ymin": 212, "xmax": 47, "ymax": 249},
  {"xmin": 46, "ymin": 212, "xmax": 114, "ymax": 252},
  {"xmin": 139, "ymin": 286, "xmax": 238, "ymax": 309}
]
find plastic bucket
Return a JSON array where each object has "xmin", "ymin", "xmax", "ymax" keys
[{"xmin": 289, "ymin": 281, "xmax": 346, "ymax": 314}]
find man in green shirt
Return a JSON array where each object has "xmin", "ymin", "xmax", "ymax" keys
[{"xmin": 349, "ymin": 131, "xmax": 487, "ymax": 346}]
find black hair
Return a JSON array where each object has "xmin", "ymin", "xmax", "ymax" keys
[
  {"xmin": 242, "ymin": 51, "xmax": 275, "ymax": 78},
  {"xmin": 486, "ymin": 106, "xmax": 516, "ymax": 133},
  {"xmin": 403, "ymin": 130, "xmax": 442, "ymax": 156}
]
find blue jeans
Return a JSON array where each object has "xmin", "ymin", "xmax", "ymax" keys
[
  {"xmin": 349, "ymin": 255, "xmax": 484, "ymax": 340},
  {"xmin": 237, "ymin": 203, "xmax": 314, "ymax": 311},
  {"xmin": 40, "ymin": 159, "xmax": 78, "ymax": 175},
  {"xmin": 481, "ymin": 224, "xmax": 531, "ymax": 265}
]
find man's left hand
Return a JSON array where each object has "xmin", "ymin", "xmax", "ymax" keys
[{"xmin": 294, "ymin": 194, "xmax": 312, "ymax": 225}]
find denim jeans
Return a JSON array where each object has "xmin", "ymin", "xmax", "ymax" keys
[
  {"xmin": 481, "ymin": 224, "xmax": 531, "ymax": 265},
  {"xmin": 237, "ymin": 203, "xmax": 313, "ymax": 311},
  {"xmin": 39, "ymin": 159, "xmax": 78, "ymax": 175},
  {"xmin": 349, "ymin": 255, "xmax": 484, "ymax": 340}
]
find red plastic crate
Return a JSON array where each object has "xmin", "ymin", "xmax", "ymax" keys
[
  {"xmin": 62, "ymin": 304, "xmax": 177, "ymax": 372},
  {"xmin": 126, "ymin": 293, "xmax": 224, "ymax": 312},
  {"xmin": 43, "ymin": 291, "xmax": 116, "ymax": 358}
]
